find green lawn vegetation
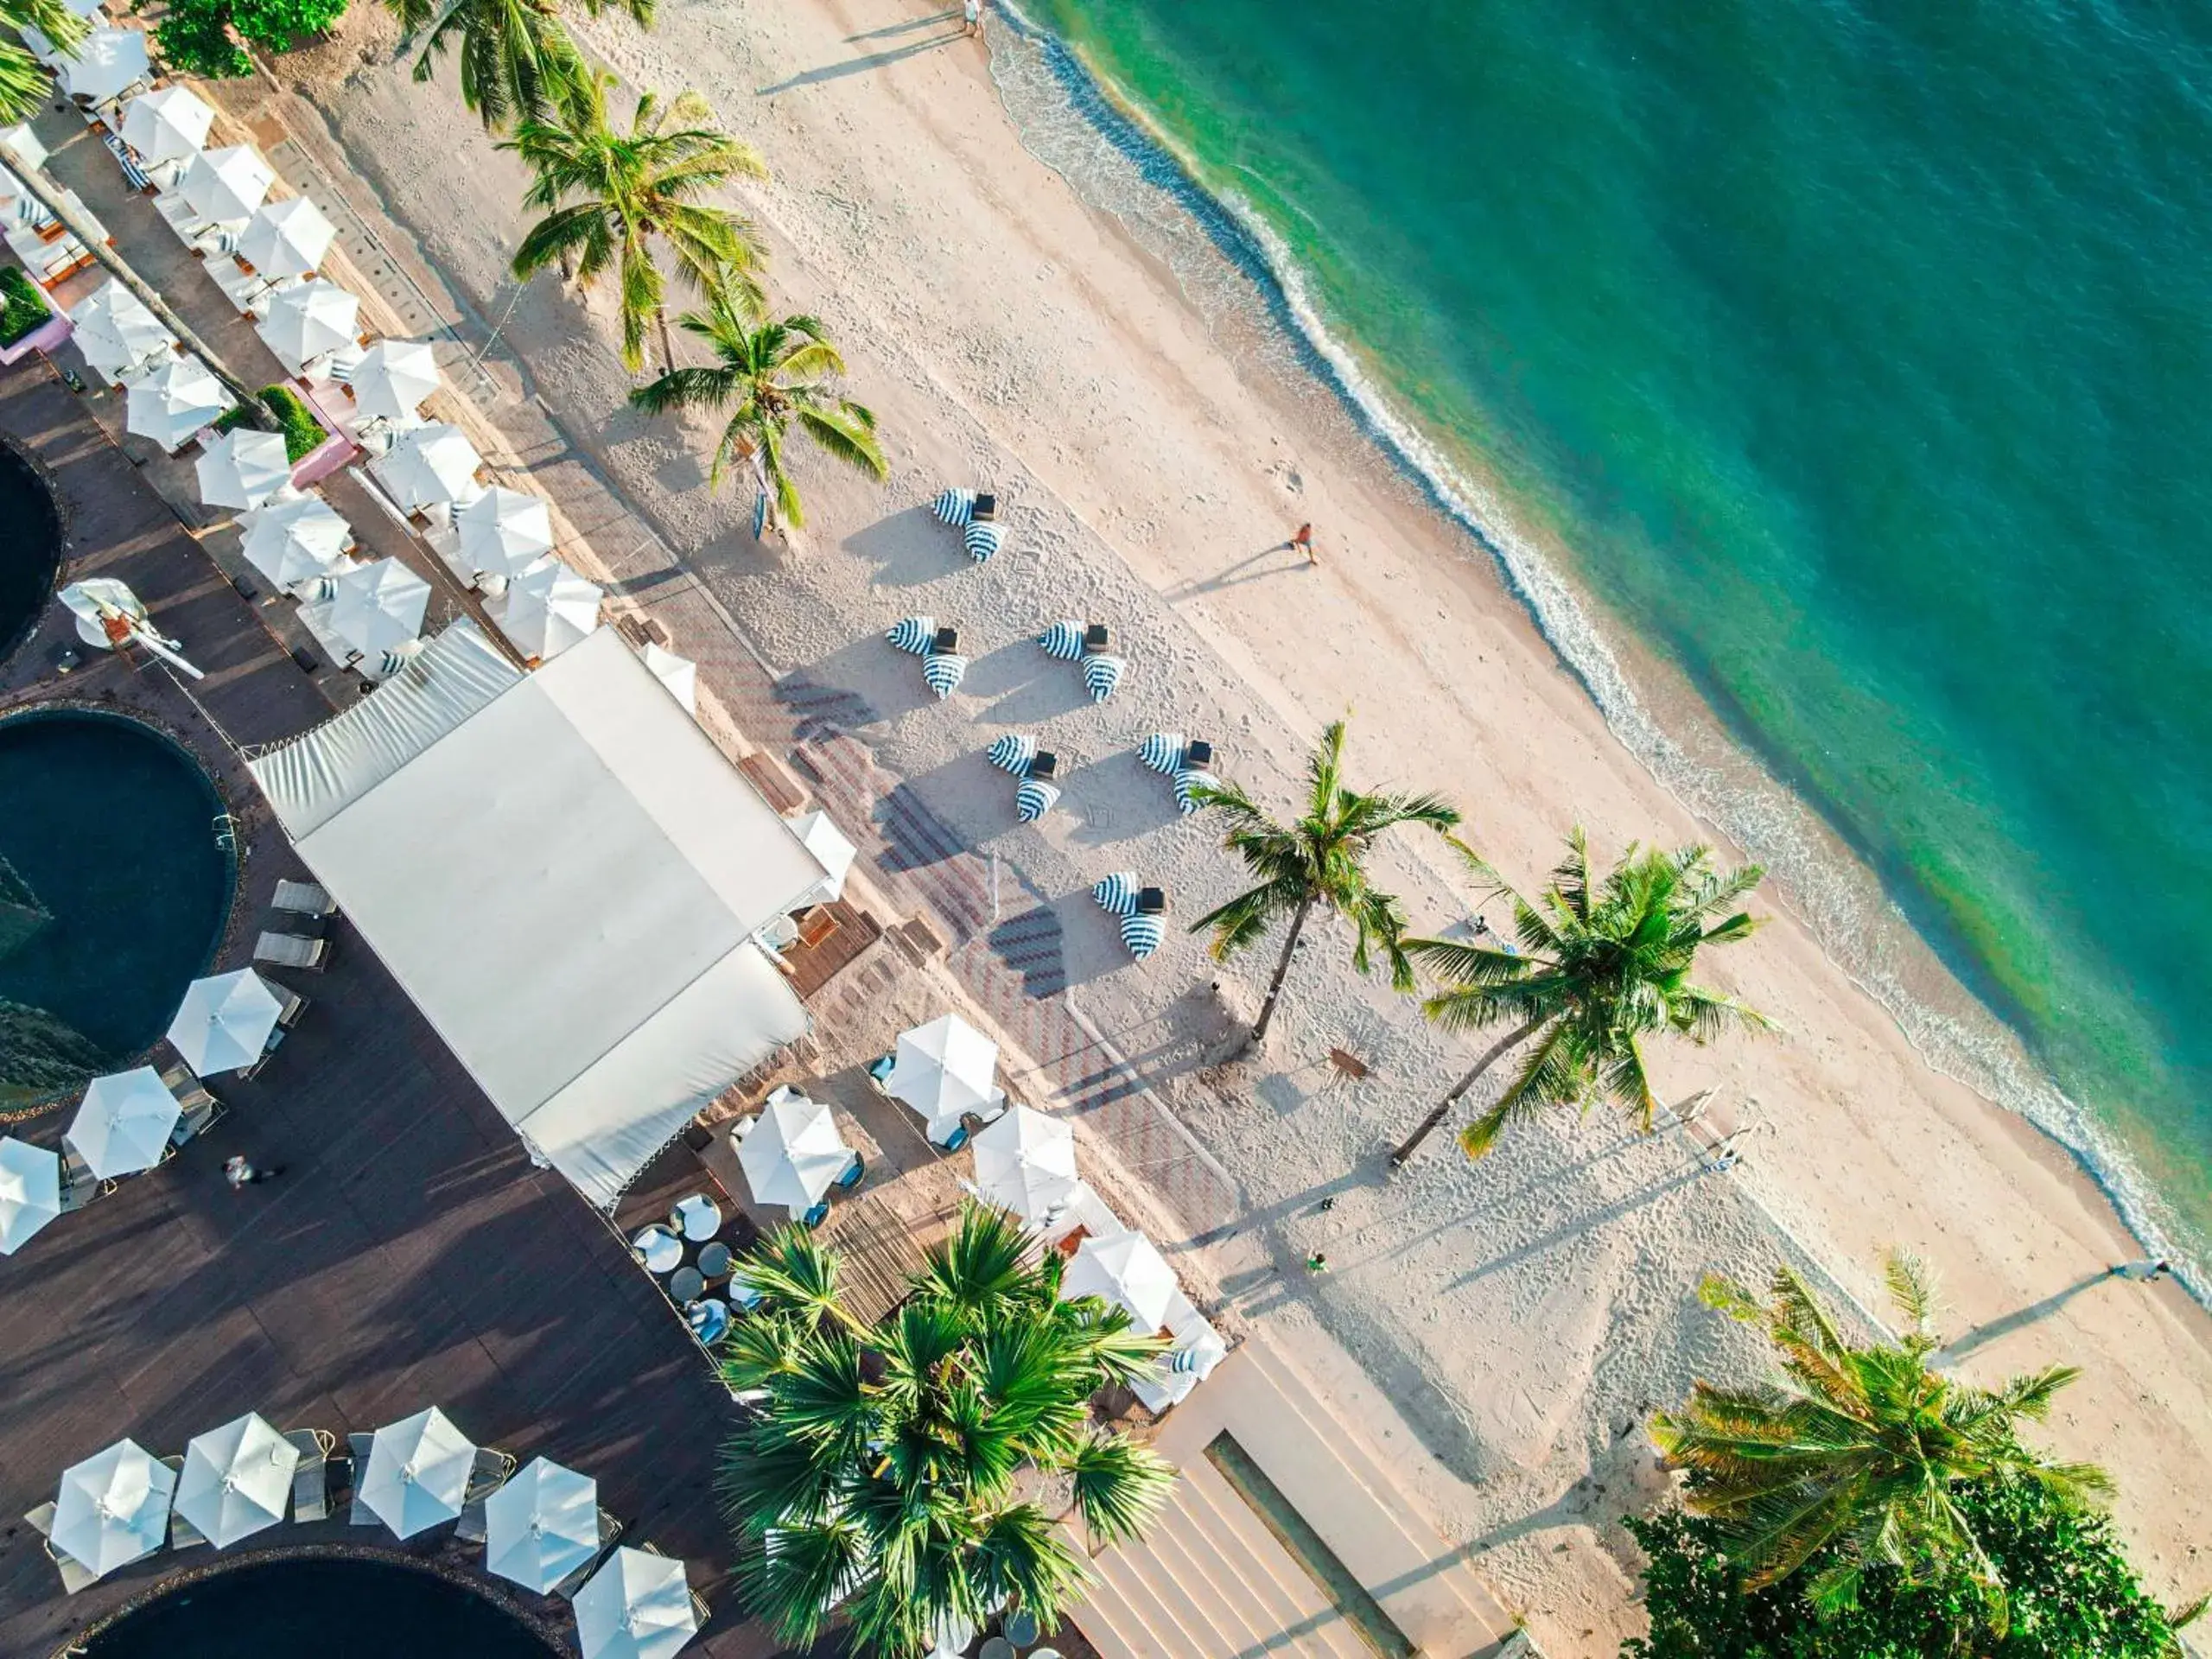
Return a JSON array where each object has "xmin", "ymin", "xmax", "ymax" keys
[
  {"xmin": 258, "ymin": 383, "xmax": 328, "ymax": 461},
  {"xmin": 0, "ymin": 265, "xmax": 52, "ymax": 347}
]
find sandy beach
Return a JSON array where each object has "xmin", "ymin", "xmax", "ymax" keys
[{"xmin": 219, "ymin": 0, "xmax": 2212, "ymax": 1646}]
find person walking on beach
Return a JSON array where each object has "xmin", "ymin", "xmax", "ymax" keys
[
  {"xmin": 2107, "ymin": 1257, "xmax": 2171, "ymax": 1282},
  {"xmin": 1289, "ymin": 522, "xmax": 1316, "ymax": 564},
  {"xmin": 1305, "ymin": 1251, "xmax": 1330, "ymax": 1274},
  {"xmin": 963, "ymin": 0, "xmax": 983, "ymax": 39},
  {"xmin": 224, "ymin": 1154, "xmax": 283, "ymax": 1190}
]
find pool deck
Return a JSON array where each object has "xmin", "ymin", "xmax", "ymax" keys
[{"xmin": 0, "ymin": 361, "xmax": 788, "ymax": 1657}]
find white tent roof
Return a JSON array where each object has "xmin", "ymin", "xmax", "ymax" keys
[
  {"xmin": 256, "ymin": 279, "xmax": 357, "ymax": 372},
  {"xmin": 181, "ymin": 143, "xmax": 273, "ymax": 223},
  {"xmin": 124, "ymin": 354, "xmax": 226, "ymax": 452},
  {"xmin": 175, "ymin": 1412, "xmax": 298, "ymax": 1548},
  {"xmin": 196, "ymin": 428, "xmax": 291, "ymax": 510},
  {"xmin": 246, "ymin": 624, "xmax": 823, "ymax": 1208},
  {"xmin": 971, "ymin": 1105, "xmax": 1077, "ymax": 1222},
  {"xmin": 166, "ymin": 967, "xmax": 283, "ymax": 1075},
  {"xmin": 56, "ymin": 27, "xmax": 148, "ymax": 104},
  {"xmin": 121, "ymin": 85, "xmax": 213, "ymax": 164},
  {"xmin": 69, "ymin": 280, "xmax": 171, "ymax": 378},
  {"xmin": 638, "ymin": 642, "xmax": 696, "ymax": 715},
  {"xmin": 0, "ymin": 1136, "xmax": 60, "ymax": 1255},
  {"xmin": 240, "ymin": 491, "xmax": 352, "ymax": 587},
  {"xmin": 1061, "ymin": 1230, "xmax": 1177, "ymax": 1331},
  {"xmin": 485, "ymin": 1457, "xmax": 600, "ymax": 1594},
  {"xmin": 351, "ymin": 337, "xmax": 440, "ymax": 423},
  {"xmin": 738, "ymin": 1092, "xmax": 851, "ymax": 1214},
  {"xmin": 327, "ymin": 556, "xmax": 429, "ymax": 658},
  {"xmin": 359, "ymin": 1407, "xmax": 474, "ymax": 1538},
  {"xmin": 457, "ymin": 486, "xmax": 554, "ymax": 579},
  {"xmin": 790, "ymin": 810, "xmax": 855, "ymax": 904},
  {"xmin": 493, "ymin": 556, "xmax": 601, "ymax": 660},
  {"xmin": 575, "ymin": 1548, "xmax": 697, "ymax": 1659},
  {"xmin": 66, "ymin": 1066, "xmax": 180, "ymax": 1179},
  {"xmin": 238, "ymin": 195, "xmax": 336, "ymax": 279}
]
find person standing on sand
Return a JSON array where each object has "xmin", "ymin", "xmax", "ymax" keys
[
  {"xmin": 1289, "ymin": 522, "xmax": 1315, "ymax": 563},
  {"xmin": 963, "ymin": 0, "xmax": 983, "ymax": 39}
]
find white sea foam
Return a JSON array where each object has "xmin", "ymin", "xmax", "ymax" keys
[{"xmin": 988, "ymin": 0, "xmax": 2205, "ymax": 1300}]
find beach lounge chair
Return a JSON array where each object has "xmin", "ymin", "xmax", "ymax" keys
[
  {"xmin": 835, "ymin": 1151, "xmax": 865, "ymax": 1191},
  {"xmin": 99, "ymin": 129, "xmax": 150, "ymax": 192},
  {"xmin": 274, "ymin": 879, "xmax": 337, "ymax": 917},
  {"xmin": 922, "ymin": 629, "xmax": 969, "ymax": 698},
  {"xmin": 1092, "ymin": 872, "xmax": 1138, "ymax": 916},
  {"xmin": 286, "ymin": 1428, "xmax": 336, "ymax": 1521},
  {"xmin": 25, "ymin": 1503, "xmax": 97, "ymax": 1594},
  {"xmin": 162, "ymin": 1454, "xmax": 210, "ymax": 1548},
  {"xmin": 934, "ymin": 1122, "xmax": 969, "ymax": 1154},
  {"xmin": 549, "ymin": 1509, "xmax": 626, "ymax": 1599},
  {"xmin": 1083, "ymin": 652, "xmax": 1126, "ymax": 703},
  {"xmin": 931, "ymin": 486, "xmax": 981, "ymax": 527},
  {"xmin": 1039, "ymin": 620, "xmax": 1085, "ymax": 662},
  {"xmin": 1173, "ymin": 767, "xmax": 1218, "ymax": 816},
  {"xmin": 346, "ymin": 1433, "xmax": 378, "ymax": 1525},
  {"xmin": 987, "ymin": 733, "xmax": 1037, "ymax": 775},
  {"xmin": 161, "ymin": 1063, "xmax": 227, "ymax": 1147},
  {"xmin": 801, "ymin": 1200, "xmax": 830, "ymax": 1229},
  {"xmin": 1014, "ymin": 777, "xmax": 1060, "ymax": 823},
  {"xmin": 637, "ymin": 1540, "xmax": 713, "ymax": 1626},
  {"xmin": 887, "ymin": 614, "xmax": 936, "ymax": 655},
  {"xmin": 1140, "ymin": 732, "xmax": 1185, "ymax": 774},
  {"xmin": 864, "ymin": 1052, "xmax": 896, "ymax": 1090},
  {"xmin": 964, "ymin": 517, "xmax": 1004, "ymax": 563},
  {"xmin": 58, "ymin": 1146, "xmax": 114, "ymax": 1211},
  {"xmin": 255, "ymin": 931, "xmax": 327, "ymax": 971},
  {"xmin": 1122, "ymin": 887, "xmax": 1167, "ymax": 960}
]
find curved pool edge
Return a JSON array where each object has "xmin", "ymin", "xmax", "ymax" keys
[{"xmin": 0, "ymin": 433, "xmax": 65, "ymax": 673}]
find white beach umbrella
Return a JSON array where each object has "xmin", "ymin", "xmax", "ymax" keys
[
  {"xmin": 65, "ymin": 1066, "xmax": 180, "ymax": 1179},
  {"xmin": 380, "ymin": 422, "xmax": 480, "ymax": 509},
  {"xmin": 738, "ymin": 1093, "xmax": 853, "ymax": 1215},
  {"xmin": 1061, "ymin": 1230, "xmax": 1177, "ymax": 1331},
  {"xmin": 120, "ymin": 85, "xmax": 213, "ymax": 163},
  {"xmin": 256, "ymin": 280, "xmax": 358, "ymax": 372},
  {"xmin": 51, "ymin": 1440, "xmax": 175, "ymax": 1577},
  {"xmin": 181, "ymin": 143, "xmax": 274, "ymax": 223},
  {"xmin": 0, "ymin": 122, "xmax": 49, "ymax": 169},
  {"xmin": 69, "ymin": 281, "xmax": 171, "ymax": 379},
  {"xmin": 238, "ymin": 195, "xmax": 337, "ymax": 280},
  {"xmin": 0, "ymin": 1136, "xmax": 61, "ymax": 1255},
  {"xmin": 56, "ymin": 28, "xmax": 149, "ymax": 104},
  {"xmin": 124, "ymin": 354, "xmax": 227, "ymax": 453},
  {"xmin": 196, "ymin": 428, "xmax": 291, "ymax": 510},
  {"xmin": 574, "ymin": 1548, "xmax": 697, "ymax": 1659},
  {"xmin": 165, "ymin": 968, "xmax": 284, "ymax": 1075},
  {"xmin": 789, "ymin": 810, "xmax": 855, "ymax": 903},
  {"xmin": 970, "ymin": 1106, "xmax": 1077, "ymax": 1224},
  {"xmin": 174, "ymin": 1412, "xmax": 299, "ymax": 1548},
  {"xmin": 350, "ymin": 337, "xmax": 440, "ymax": 423},
  {"xmin": 240, "ymin": 491, "xmax": 352, "ymax": 587},
  {"xmin": 327, "ymin": 556, "xmax": 429, "ymax": 658},
  {"xmin": 58, "ymin": 0, "xmax": 106, "ymax": 21},
  {"xmin": 493, "ymin": 557, "xmax": 601, "ymax": 660},
  {"xmin": 887, "ymin": 1014, "xmax": 1001, "ymax": 1138},
  {"xmin": 638, "ymin": 641, "xmax": 696, "ymax": 715},
  {"xmin": 485, "ymin": 1457, "xmax": 600, "ymax": 1595},
  {"xmin": 359, "ymin": 1407, "xmax": 475, "ymax": 1539},
  {"xmin": 456, "ymin": 485, "xmax": 554, "ymax": 580}
]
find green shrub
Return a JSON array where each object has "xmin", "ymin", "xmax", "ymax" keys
[
  {"xmin": 259, "ymin": 383, "xmax": 327, "ymax": 462},
  {"xmin": 155, "ymin": 0, "xmax": 345, "ymax": 77},
  {"xmin": 0, "ymin": 265, "xmax": 52, "ymax": 347}
]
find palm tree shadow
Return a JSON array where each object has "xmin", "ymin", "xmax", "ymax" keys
[
  {"xmin": 1936, "ymin": 1272, "xmax": 2110, "ymax": 1363},
  {"xmin": 843, "ymin": 505, "xmax": 967, "ymax": 589},
  {"xmin": 1446, "ymin": 1167, "xmax": 1706, "ymax": 1288},
  {"xmin": 757, "ymin": 35, "xmax": 966, "ymax": 97}
]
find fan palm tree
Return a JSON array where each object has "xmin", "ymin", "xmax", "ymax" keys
[
  {"xmin": 1, "ymin": 0, "xmax": 81, "ymax": 122},
  {"xmin": 1651, "ymin": 1252, "xmax": 2113, "ymax": 1625},
  {"xmin": 719, "ymin": 1204, "xmax": 1176, "ymax": 1658},
  {"xmin": 502, "ymin": 71, "xmax": 766, "ymax": 372},
  {"xmin": 1187, "ymin": 718, "xmax": 1458, "ymax": 1047},
  {"xmin": 1389, "ymin": 829, "xmax": 1772, "ymax": 1166},
  {"xmin": 385, "ymin": 0, "xmax": 640, "ymax": 131},
  {"xmin": 627, "ymin": 291, "xmax": 885, "ymax": 529}
]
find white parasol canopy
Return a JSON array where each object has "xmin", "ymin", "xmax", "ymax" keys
[
  {"xmin": 196, "ymin": 427, "xmax": 291, "ymax": 510},
  {"xmin": 350, "ymin": 337, "xmax": 439, "ymax": 423},
  {"xmin": 358, "ymin": 1407, "xmax": 476, "ymax": 1538},
  {"xmin": 124, "ymin": 354, "xmax": 227, "ymax": 453},
  {"xmin": 456, "ymin": 486, "xmax": 554, "ymax": 580},
  {"xmin": 238, "ymin": 195, "xmax": 337, "ymax": 280},
  {"xmin": 51, "ymin": 1440, "xmax": 175, "ymax": 1578},
  {"xmin": 120, "ymin": 85, "xmax": 213, "ymax": 163},
  {"xmin": 327, "ymin": 556, "xmax": 429, "ymax": 658},
  {"xmin": 66, "ymin": 1066, "xmax": 180, "ymax": 1179},
  {"xmin": 181, "ymin": 143, "xmax": 273, "ymax": 223},
  {"xmin": 789, "ymin": 810, "xmax": 854, "ymax": 904},
  {"xmin": 574, "ymin": 1547, "xmax": 698, "ymax": 1659},
  {"xmin": 1061, "ymin": 1230, "xmax": 1177, "ymax": 1331},
  {"xmin": 485, "ymin": 1457, "xmax": 600, "ymax": 1595},
  {"xmin": 970, "ymin": 1106, "xmax": 1077, "ymax": 1223},
  {"xmin": 637, "ymin": 641, "xmax": 696, "ymax": 715},
  {"xmin": 255, "ymin": 279, "xmax": 357, "ymax": 372},
  {"xmin": 56, "ymin": 27, "xmax": 149, "ymax": 104},
  {"xmin": 380, "ymin": 422, "xmax": 480, "ymax": 509},
  {"xmin": 240, "ymin": 491, "xmax": 352, "ymax": 587},
  {"xmin": 174, "ymin": 1412, "xmax": 299, "ymax": 1548},
  {"xmin": 165, "ymin": 968, "xmax": 284, "ymax": 1075},
  {"xmin": 738, "ymin": 1093, "xmax": 852, "ymax": 1216},
  {"xmin": 493, "ymin": 557, "xmax": 601, "ymax": 660},
  {"xmin": 887, "ymin": 1014, "xmax": 1001, "ymax": 1140},
  {"xmin": 0, "ymin": 1136, "xmax": 61, "ymax": 1255},
  {"xmin": 70, "ymin": 281, "xmax": 172, "ymax": 380}
]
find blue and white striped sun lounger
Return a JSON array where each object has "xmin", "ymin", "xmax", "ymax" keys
[
  {"xmin": 887, "ymin": 614, "xmax": 936, "ymax": 655},
  {"xmin": 1082, "ymin": 654, "xmax": 1126, "ymax": 702},
  {"xmin": 1121, "ymin": 911, "xmax": 1165, "ymax": 959},
  {"xmin": 100, "ymin": 130, "xmax": 150, "ymax": 192},
  {"xmin": 988, "ymin": 734, "xmax": 1037, "ymax": 774},
  {"xmin": 1173, "ymin": 768, "xmax": 1217, "ymax": 815},
  {"xmin": 1092, "ymin": 872, "xmax": 1139, "ymax": 916},
  {"xmin": 922, "ymin": 650, "xmax": 969, "ymax": 698},
  {"xmin": 963, "ymin": 521, "xmax": 1004, "ymax": 563},
  {"xmin": 1140, "ymin": 733, "xmax": 1185, "ymax": 775},
  {"xmin": 1039, "ymin": 620, "xmax": 1085, "ymax": 661},
  {"xmin": 932, "ymin": 487, "xmax": 976, "ymax": 527},
  {"xmin": 1014, "ymin": 779, "xmax": 1060, "ymax": 822}
]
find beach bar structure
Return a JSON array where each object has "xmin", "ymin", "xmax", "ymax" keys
[{"xmin": 245, "ymin": 622, "xmax": 834, "ymax": 1206}]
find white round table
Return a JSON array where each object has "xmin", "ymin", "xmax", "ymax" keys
[{"xmin": 631, "ymin": 1225, "xmax": 682, "ymax": 1274}]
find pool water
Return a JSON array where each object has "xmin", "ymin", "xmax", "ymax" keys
[
  {"xmin": 0, "ymin": 711, "xmax": 234, "ymax": 1099},
  {"xmin": 81, "ymin": 1556, "xmax": 560, "ymax": 1658},
  {"xmin": 0, "ymin": 442, "xmax": 60, "ymax": 664}
]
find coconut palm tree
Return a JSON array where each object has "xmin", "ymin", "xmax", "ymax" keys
[
  {"xmin": 0, "ymin": 0, "xmax": 81, "ymax": 121},
  {"xmin": 1187, "ymin": 718, "xmax": 1458, "ymax": 1047},
  {"xmin": 718, "ymin": 1204, "xmax": 1176, "ymax": 1658},
  {"xmin": 502, "ymin": 71, "xmax": 766, "ymax": 372},
  {"xmin": 1651, "ymin": 1252, "xmax": 2113, "ymax": 1625},
  {"xmin": 385, "ymin": 0, "xmax": 642, "ymax": 131},
  {"xmin": 627, "ymin": 290, "xmax": 885, "ymax": 529},
  {"xmin": 1389, "ymin": 830, "xmax": 1772, "ymax": 1166}
]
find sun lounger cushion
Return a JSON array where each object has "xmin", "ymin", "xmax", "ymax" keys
[
  {"xmin": 922, "ymin": 652, "xmax": 968, "ymax": 698},
  {"xmin": 887, "ymin": 614, "xmax": 935, "ymax": 655},
  {"xmin": 963, "ymin": 521, "xmax": 1003, "ymax": 563},
  {"xmin": 1139, "ymin": 733, "xmax": 1185, "ymax": 775},
  {"xmin": 1092, "ymin": 873, "xmax": 1138, "ymax": 916},
  {"xmin": 1082, "ymin": 654, "xmax": 1125, "ymax": 702},
  {"xmin": 1039, "ymin": 620, "xmax": 1085, "ymax": 661},
  {"xmin": 1173, "ymin": 767, "xmax": 1217, "ymax": 815},
  {"xmin": 275, "ymin": 879, "xmax": 335, "ymax": 916},
  {"xmin": 932, "ymin": 487, "xmax": 976, "ymax": 527},
  {"xmin": 987, "ymin": 734, "xmax": 1036, "ymax": 774},
  {"xmin": 1014, "ymin": 779, "xmax": 1060, "ymax": 823}
]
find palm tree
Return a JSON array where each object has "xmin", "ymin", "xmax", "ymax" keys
[
  {"xmin": 384, "ymin": 0, "xmax": 643, "ymax": 131},
  {"xmin": 718, "ymin": 1205, "xmax": 1176, "ymax": 1658},
  {"xmin": 627, "ymin": 292, "xmax": 885, "ymax": 529},
  {"xmin": 1651, "ymin": 1253, "xmax": 2112, "ymax": 1624},
  {"xmin": 1, "ymin": 0, "xmax": 80, "ymax": 122},
  {"xmin": 502, "ymin": 72, "xmax": 766, "ymax": 372},
  {"xmin": 1188, "ymin": 718, "xmax": 1458, "ymax": 1047},
  {"xmin": 1389, "ymin": 830, "xmax": 1771, "ymax": 1166}
]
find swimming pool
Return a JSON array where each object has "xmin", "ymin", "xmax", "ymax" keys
[
  {"xmin": 0, "ymin": 710, "xmax": 235, "ymax": 1103},
  {"xmin": 80, "ymin": 1555, "xmax": 561, "ymax": 1658},
  {"xmin": 0, "ymin": 441, "xmax": 60, "ymax": 665}
]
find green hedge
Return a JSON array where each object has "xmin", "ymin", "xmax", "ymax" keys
[
  {"xmin": 258, "ymin": 383, "xmax": 328, "ymax": 463},
  {"xmin": 0, "ymin": 266, "xmax": 52, "ymax": 348}
]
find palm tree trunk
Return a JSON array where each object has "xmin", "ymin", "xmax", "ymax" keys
[
  {"xmin": 1249, "ymin": 893, "xmax": 1315, "ymax": 1045},
  {"xmin": 1389, "ymin": 1016, "xmax": 1543, "ymax": 1168},
  {"xmin": 0, "ymin": 137, "xmax": 266, "ymax": 419},
  {"xmin": 656, "ymin": 304, "xmax": 675, "ymax": 374}
]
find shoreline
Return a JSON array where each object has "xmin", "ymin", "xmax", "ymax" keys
[{"xmin": 985, "ymin": 1, "xmax": 2205, "ymax": 1304}]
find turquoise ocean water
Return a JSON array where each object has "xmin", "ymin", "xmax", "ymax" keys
[{"xmin": 1004, "ymin": 0, "xmax": 2212, "ymax": 1281}]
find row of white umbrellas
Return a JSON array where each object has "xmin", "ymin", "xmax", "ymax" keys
[{"xmin": 43, "ymin": 1411, "xmax": 696, "ymax": 1657}]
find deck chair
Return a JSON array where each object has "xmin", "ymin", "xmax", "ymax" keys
[
  {"xmin": 274, "ymin": 880, "xmax": 337, "ymax": 918},
  {"xmin": 463, "ymin": 1448, "xmax": 518, "ymax": 1505},
  {"xmin": 57, "ymin": 1146, "xmax": 113, "ymax": 1211},
  {"xmin": 346, "ymin": 1433, "xmax": 378, "ymax": 1526},
  {"xmin": 549, "ymin": 1510, "xmax": 625, "ymax": 1600},
  {"xmin": 275, "ymin": 987, "xmax": 311, "ymax": 1028},
  {"xmin": 162, "ymin": 1455, "xmax": 209, "ymax": 1548},
  {"xmin": 834, "ymin": 1152, "xmax": 865, "ymax": 1191},
  {"xmin": 30, "ymin": 1492, "xmax": 94, "ymax": 1592},
  {"xmin": 255, "ymin": 931, "xmax": 327, "ymax": 971},
  {"xmin": 285, "ymin": 1429, "xmax": 336, "ymax": 1521}
]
